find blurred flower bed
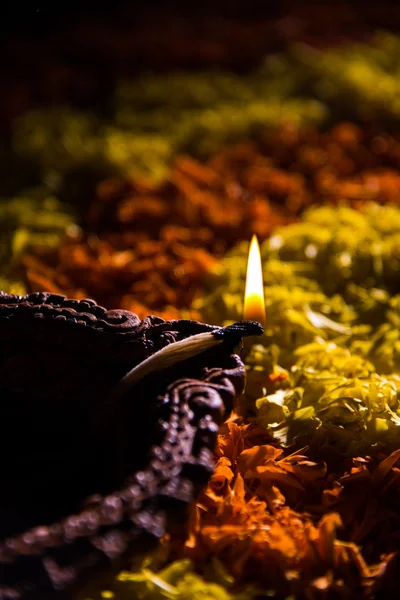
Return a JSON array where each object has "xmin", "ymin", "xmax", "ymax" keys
[
  {"xmin": 2, "ymin": 20, "xmax": 400, "ymax": 599},
  {"xmin": 4, "ymin": 31, "xmax": 400, "ymax": 315}
]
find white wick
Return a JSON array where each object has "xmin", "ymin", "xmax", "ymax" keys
[{"xmin": 113, "ymin": 331, "xmax": 222, "ymax": 398}]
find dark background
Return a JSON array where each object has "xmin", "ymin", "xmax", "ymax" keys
[
  {"xmin": 2, "ymin": 1, "xmax": 399, "ymax": 36},
  {"xmin": 1, "ymin": 1, "xmax": 400, "ymax": 132}
]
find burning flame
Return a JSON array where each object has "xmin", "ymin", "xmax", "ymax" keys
[{"xmin": 244, "ymin": 234, "xmax": 266, "ymax": 326}]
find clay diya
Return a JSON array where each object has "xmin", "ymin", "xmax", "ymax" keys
[{"xmin": 0, "ymin": 292, "xmax": 262, "ymax": 599}]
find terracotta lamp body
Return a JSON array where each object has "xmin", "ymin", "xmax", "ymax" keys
[{"xmin": 0, "ymin": 292, "xmax": 262, "ymax": 599}]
